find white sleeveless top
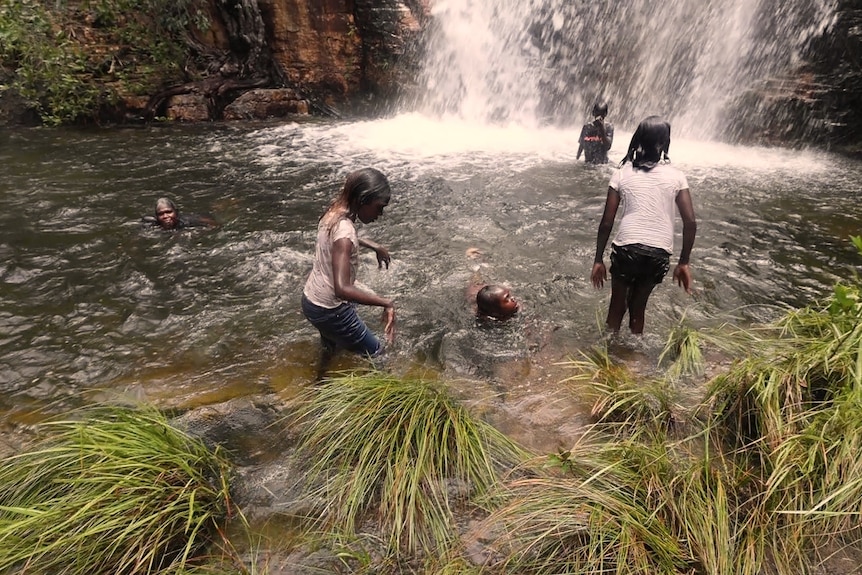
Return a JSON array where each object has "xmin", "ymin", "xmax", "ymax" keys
[
  {"xmin": 609, "ymin": 163, "xmax": 689, "ymax": 254},
  {"xmin": 303, "ymin": 217, "xmax": 358, "ymax": 308}
]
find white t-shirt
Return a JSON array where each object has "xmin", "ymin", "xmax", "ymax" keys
[
  {"xmin": 303, "ymin": 217, "xmax": 358, "ymax": 308},
  {"xmin": 609, "ymin": 163, "xmax": 689, "ymax": 254}
]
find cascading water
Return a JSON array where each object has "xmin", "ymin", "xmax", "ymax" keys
[{"xmin": 411, "ymin": 0, "xmax": 838, "ymax": 140}]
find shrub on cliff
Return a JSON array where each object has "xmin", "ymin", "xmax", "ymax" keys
[{"xmin": 0, "ymin": 0, "xmax": 207, "ymax": 125}]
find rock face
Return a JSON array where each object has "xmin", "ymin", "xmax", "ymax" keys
[
  {"xmin": 721, "ymin": 3, "xmax": 862, "ymax": 153},
  {"xmin": 158, "ymin": 0, "xmax": 429, "ymax": 122}
]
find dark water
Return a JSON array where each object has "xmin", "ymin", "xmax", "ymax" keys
[{"xmin": 1, "ymin": 116, "xmax": 861, "ymax": 449}]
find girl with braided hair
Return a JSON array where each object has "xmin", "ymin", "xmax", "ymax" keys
[{"xmin": 590, "ymin": 116, "xmax": 697, "ymax": 334}]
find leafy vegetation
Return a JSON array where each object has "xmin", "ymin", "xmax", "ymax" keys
[
  {"xmin": 0, "ymin": 406, "xmax": 235, "ymax": 574},
  {"xmin": 0, "ymin": 0, "xmax": 208, "ymax": 124},
  {"xmin": 290, "ymin": 371, "xmax": 531, "ymax": 559}
]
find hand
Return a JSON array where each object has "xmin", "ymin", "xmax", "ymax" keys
[
  {"xmin": 375, "ymin": 247, "xmax": 391, "ymax": 269},
  {"xmin": 382, "ymin": 305, "xmax": 396, "ymax": 344},
  {"xmin": 673, "ymin": 264, "xmax": 692, "ymax": 294},
  {"xmin": 591, "ymin": 262, "xmax": 607, "ymax": 289}
]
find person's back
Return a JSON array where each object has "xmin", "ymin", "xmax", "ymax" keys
[
  {"xmin": 590, "ymin": 115, "xmax": 696, "ymax": 335},
  {"xmin": 577, "ymin": 102, "xmax": 614, "ymax": 165},
  {"xmin": 611, "ymin": 163, "xmax": 687, "ymax": 254}
]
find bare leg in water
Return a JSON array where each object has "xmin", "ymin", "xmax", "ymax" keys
[{"xmin": 607, "ymin": 277, "xmax": 658, "ymax": 334}]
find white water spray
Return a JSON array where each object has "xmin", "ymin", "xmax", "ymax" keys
[{"xmin": 411, "ymin": 0, "xmax": 838, "ymax": 140}]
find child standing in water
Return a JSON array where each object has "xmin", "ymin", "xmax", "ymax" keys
[
  {"xmin": 590, "ymin": 116, "xmax": 697, "ymax": 334},
  {"xmin": 301, "ymin": 168, "xmax": 396, "ymax": 379}
]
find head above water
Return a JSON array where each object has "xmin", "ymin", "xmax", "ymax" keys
[
  {"xmin": 476, "ymin": 284, "xmax": 519, "ymax": 320},
  {"xmin": 324, "ymin": 167, "xmax": 392, "ymax": 227},
  {"xmin": 154, "ymin": 197, "xmax": 179, "ymax": 229},
  {"xmin": 623, "ymin": 115, "xmax": 671, "ymax": 170},
  {"xmin": 592, "ymin": 101, "xmax": 609, "ymax": 119}
]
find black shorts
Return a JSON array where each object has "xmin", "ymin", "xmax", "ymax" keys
[{"xmin": 610, "ymin": 243, "xmax": 671, "ymax": 285}]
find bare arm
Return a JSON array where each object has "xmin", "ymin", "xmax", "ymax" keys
[
  {"xmin": 672, "ymin": 188, "xmax": 697, "ymax": 293},
  {"xmin": 602, "ymin": 122, "xmax": 614, "ymax": 150},
  {"xmin": 591, "ymin": 187, "xmax": 620, "ymax": 289},
  {"xmin": 332, "ymin": 237, "xmax": 396, "ymax": 341},
  {"xmin": 596, "ymin": 118, "xmax": 612, "ymax": 150},
  {"xmin": 358, "ymin": 237, "xmax": 391, "ymax": 269}
]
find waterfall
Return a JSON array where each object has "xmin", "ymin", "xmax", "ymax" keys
[{"xmin": 410, "ymin": 0, "xmax": 838, "ymax": 140}]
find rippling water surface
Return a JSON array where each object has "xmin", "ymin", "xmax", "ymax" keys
[{"xmin": 1, "ymin": 116, "xmax": 860, "ymax": 449}]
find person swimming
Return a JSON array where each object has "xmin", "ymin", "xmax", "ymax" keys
[
  {"xmin": 476, "ymin": 284, "xmax": 520, "ymax": 320},
  {"xmin": 141, "ymin": 197, "xmax": 217, "ymax": 230}
]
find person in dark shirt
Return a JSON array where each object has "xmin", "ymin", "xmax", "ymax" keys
[
  {"xmin": 141, "ymin": 197, "xmax": 217, "ymax": 230},
  {"xmin": 576, "ymin": 101, "xmax": 614, "ymax": 164}
]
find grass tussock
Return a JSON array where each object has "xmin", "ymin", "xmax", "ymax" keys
[
  {"xmin": 483, "ymin": 432, "xmax": 691, "ymax": 575},
  {"xmin": 0, "ymin": 406, "xmax": 234, "ymax": 575},
  {"xmin": 561, "ymin": 347, "xmax": 681, "ymax": 434},
  {"xmin": 292, "ymin": 371, "xmax": 531, "ymax": 557},
  {"xmin": 703, "ymin": 267, "xmax": 862, "ymax": 541},
  {"xmin": 487, "ymin": 237, "xmax": 862, "ymax": 575},
  {"xmin": 659, "ymin": 318, "xmax": 705, "ymax": 380}
]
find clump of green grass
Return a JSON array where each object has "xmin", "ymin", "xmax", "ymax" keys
[
  {"xmin": 699, "ymin": 237, "xmax": 862, "ymax": 568},
  {"xmin": 659, "ymin": 318, "xmax": 705, "ymax": 380},
  {"xmin": 291, "ymin": 371, "xmax": 531, "ymax": 557},
  {"xmin": 481, "ymin": 431, "xmax": 692, "ymax": 575},
  {"xmin": 561, "ymin": 347, "xmax": 680, "ymax": 433},
  {"xmin": 0, "ymin": 406, "xmax": 234, "ymax": 575},
  {"xmin": 704, "ymin": 269, "xmax": 862, "ymax": 449}
]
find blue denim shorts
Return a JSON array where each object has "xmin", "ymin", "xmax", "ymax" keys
[{"xmin": 301, "ymin": 294, "xmax": 383, "ymax": 357}]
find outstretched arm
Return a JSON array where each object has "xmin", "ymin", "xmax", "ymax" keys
[
  {"xmin": 359, "ymin": 237, "xmax": 391, "ymax": 269},
  {"xmin": 591, "ymin": 187, "xmax": 620, "ymax": 289},
  {"xmin": 672, "ymin": 188, "xmax": 697, "ymax": 293}
]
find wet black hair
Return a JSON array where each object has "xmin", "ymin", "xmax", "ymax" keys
[
  {"xmin": 345, "ymin": 167, "xmax": 391, "ymax": 213},
  {"xmin": 322, "ymin": 167, "xmax": 392, "ymax": 231},
  {"xmin": 592, "ymin": 101, "xmax": 609, "ymax": 118},
  {"xmin": 621, "ymin": 115, "xmax": 671, "ymax": 170}
]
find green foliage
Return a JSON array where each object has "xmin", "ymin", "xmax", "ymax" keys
[
  {"xmin": 486, "ymin": 433, "xmax": 692, "ymax": 575},
  {"xmin": 659, "ymin": 317, "xmax": 705, "ymax": 380},
  {"xmin": 0, "ymin": 0, "xmax": 209, "ymax": 124},
  {"xmin": 291, "ymin": 371, "xmax": 530, "ymax": 558},
  {"xmin": 0, "ymin": 406, "xmax": 235, "ymax": 575},
  {"xmin": 0, "ymin": 0, "xmax": 99, "ymax": 124},
  {"xmin": 562, "ymin": 347, "xmax": 681, "ymax": 433}
]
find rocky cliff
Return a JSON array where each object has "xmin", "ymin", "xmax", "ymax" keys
[{"xmin": 147, "ymin": 0, "xmax": 429, "ymax": 122}]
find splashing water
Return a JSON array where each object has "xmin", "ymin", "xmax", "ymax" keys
[{"xmin": 411, "ymin": 0, "xmax": 838, "ymax": 139}]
